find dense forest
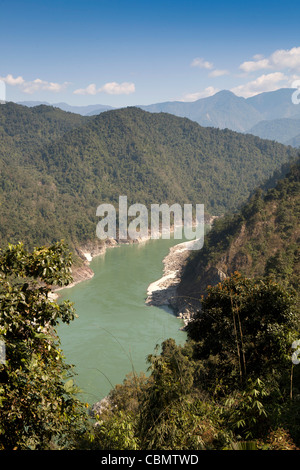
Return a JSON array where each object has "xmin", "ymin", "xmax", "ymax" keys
[
  {"xmin": 0, "ymin": 103, "xmax": 299, "ymax": 450},
  {"xmin": 0, "ymin": 103, "xmax": 298, "ymax": 257}
]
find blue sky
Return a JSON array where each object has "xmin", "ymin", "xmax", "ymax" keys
[{"xmin": 1, "ymin": 0, "xmax": 300, "ymax": 106}]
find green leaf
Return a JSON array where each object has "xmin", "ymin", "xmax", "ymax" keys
[{"xmin": 64, "ymin": 379, "xmax": 74, "ymax": 393}]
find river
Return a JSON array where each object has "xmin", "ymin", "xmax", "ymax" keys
[{"xmin": 57, "ymin": 237, "xmax": 188, "ymax": 404}]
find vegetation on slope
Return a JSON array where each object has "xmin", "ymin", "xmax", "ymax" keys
[
  {"xmin": 0, "ymin": 242, "xmax": 89, "ymax": 449},
  {"xmin": 176, "ymin": 159, "xmax": 300, "ymax": 312},
  {"xmin": 0, "ymin": 104, "xmax": 298, "ymax": 255}
]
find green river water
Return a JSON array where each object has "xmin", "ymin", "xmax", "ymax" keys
[{"xmin": 58, "ymin": 237, "xmax": 188, "ymax": 405}]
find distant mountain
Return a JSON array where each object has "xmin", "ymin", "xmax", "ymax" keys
[
  {"xmin": 286, "ymin": 133, "xmax": 300, "ymax": 148},
  {"xmin": 138, "ymin": 88, "xmax": 300, "ymax": 145},
  {"xmin": 247, "ymin": 88, "xmax": 300, "ymax": 120},
  {"xmin": 17, "ymin": 101, "xmax": 115, "ymax": 116},
  {"xmin": 85, "ymin": 105, "xmax": 116, "ymax": 116},
  {"xmin": 16, "ymin": 100, "xmax": 50, "ymax": 107},
  {"xmin": 247, "ymin": 117, "xmax": 300, "ymax": 145},
  {"xmin": 138, "ymin": 91, "xmax": 262, "ymax": 133},
  {"xmin": 53, "ymin": 102, "xmax": 115, "ymax": 115}
]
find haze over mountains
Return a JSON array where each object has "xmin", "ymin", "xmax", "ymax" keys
[
  {"xmin": 18, "ymin": 88, "xmax": 300, "ymax": 146},
  {"xmin": 17, "ymin": 101, "xmax": 115, "ymax": 116}
]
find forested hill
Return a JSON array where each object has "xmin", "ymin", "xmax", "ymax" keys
[
  {"xmin": 176, "ymin": 159, "xmax": 300, "ymax": 315},
  {"xmin": 0, "ymin": 103, "xmax": 298, "ymax": 253},
  {"xmin": 0, "ymin": 102, "xmax": 87, "ymax": 151}
]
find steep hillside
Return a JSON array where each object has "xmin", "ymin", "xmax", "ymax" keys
[
  {"xmin": 0, "ymin": 102, "xmax": 91, "ymax": 255},
  {"xmin": 0, "ymin": 102, "xmax": 87, "ymax": 151},
  {"xmin": 0, "ymin": 104, "xmax": 298, "ymax": 256},
  {"xmin": 176, "ymin": 160, "xmax": 300, "ymax": 317}
]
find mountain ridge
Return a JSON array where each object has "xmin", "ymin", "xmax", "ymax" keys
[
  {"xmin": 17, "ymin": 87, "xmax": 300, "ymax": 145},
  {"xmin": 16, "ymin": 100, "xmax": 115, "ymax": 116},
  {"xmin": 138, "ymin": 90, "xmax": 263, "ymax": 133}
]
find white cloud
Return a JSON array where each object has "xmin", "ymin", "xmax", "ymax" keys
[
  {"xmin": 209, "ymin": 69, "xmax": 229, "ymax": 77},
  {"xmin": 2, "ymin": 73, "xmax": 135, "ymax": 97},
  {"xmin": 99, "ymin": 81, "xmax": 135, "ymax": 95},
  {"xmin": 0, "ymin": 74, "xmax": 25, "ymax": 86},
  {"xmin": 239, "ymin": 58, "xmax": 271, "ymax": 73},
  {"xmin": 0, "ymin": 74, "xmax": 70, "ymax": 94},
  {"xmin": 73, "ymin": 83, "xmax": 98, "ymax": 95},
  {"xmin": 270, "ymin": 47, "xmax": 300, "ymax": 71},
  {"xmin": 179, "ymin": 86, "xmax": 219, "ymax": 102},
  {"xmin": 289, "ymin": 74, "xmax": 300, "ymax": 85},
  {"xmin": 191, "ymin": 57, "xmax": 214, "ymax": 69},
  {"xmin": 240, "ymin": 46, "xmax": 300, "ymax": 74},
  {"xmin": 231, "ymin": 72, "xmax": 288, "ymax": 98},
  {"xmin": 22, "ymin": 78, "xmax": 70, "ymax": 94},
  {"xmin": 191, "ymin": 57, "xmax": 229, "ymax": 80},
  {"xmin": 74, "ymin": 81, "xmax": 135, "ymax": 96}
]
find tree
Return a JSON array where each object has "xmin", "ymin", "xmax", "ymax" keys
[
  {"xmin": 185, "ymin": 273, "xmax": 300, "ymax": 445},
  {"xmin": 186, "ymin": 273, "xmax": 299, "ymax": 389},
  {"xmin": 0, "ymin": 241, "xmax": 89, "ymax": 449}
]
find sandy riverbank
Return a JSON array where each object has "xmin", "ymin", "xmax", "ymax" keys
[
  {"xmin": 145, "ymin": 216, "xmax": 218, "ymax": 325},
  {"xmin": 145, "ymin": 238, "xmax": 201, "ymax": 326}
]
